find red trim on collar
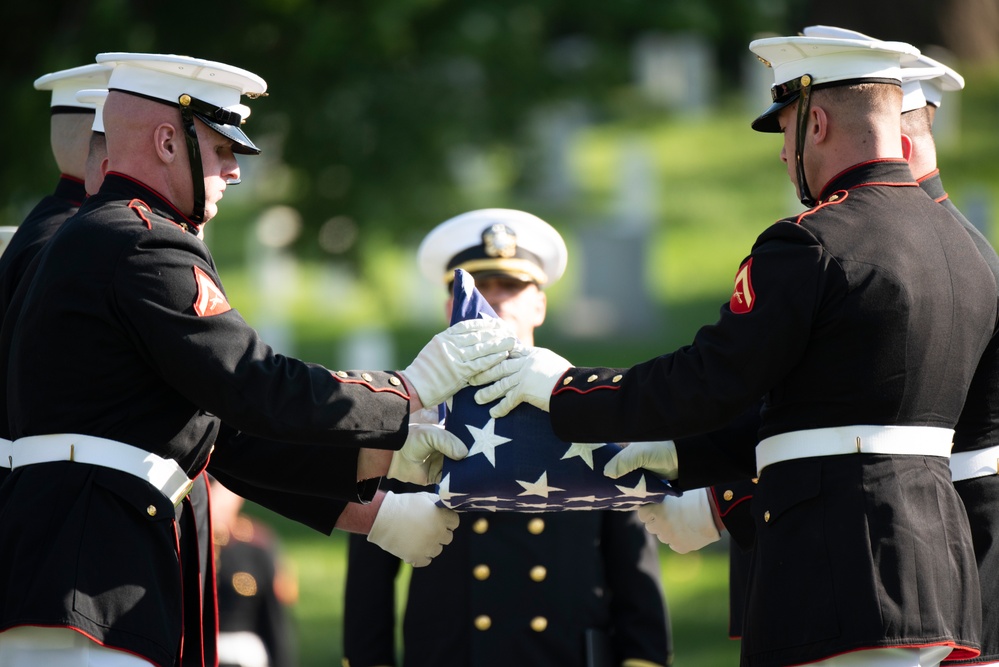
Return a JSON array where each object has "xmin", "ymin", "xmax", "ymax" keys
[
  {"xmin": 915, "ymin": 168, "xmax": 940, "ymax": 184},
  {"xmin": 106, "ymin": 172, "xmax": 202, "ymax": 231},
  {"xmin": 817, "ymin": 158, "xmax": 917, "ymax": 199}
]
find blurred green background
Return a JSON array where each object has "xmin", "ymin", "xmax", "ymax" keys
[{"xmin": 2, "ymin": 1, "xmax": 998, "ymax": 665}]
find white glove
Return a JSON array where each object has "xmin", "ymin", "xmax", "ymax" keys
[
  {"xmin": 638, "ymin": 488, "xmax": 721, "ymax": 554},
  {"xmin": 387, "ymin": 423, "xmax": 468, "ymax": 485},
  {"xmin": 403, "ymin": 318, "xmax": 518, "ymax": 408},
  {"xmin": 470, "ymin": 345, "xmax": 571, "ymax": 419},
  {"xmin": 603, "ymin": 440, "xmax": 679, "ymax": 481},
  {"xmin": 366, "ymin": 491, "xmax": 459, "ymax": 567}
]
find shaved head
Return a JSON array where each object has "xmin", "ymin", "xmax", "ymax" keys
[
  {"xmin": 50, "ymin": 112, "xmax": 95, "ymax": 179},
  {"xmin": 102, "ymin": 90, "xmax": 195, "ymax": 214}
]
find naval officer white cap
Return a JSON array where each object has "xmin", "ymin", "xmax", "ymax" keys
[{"xmin": 418, "ymin": 209, "xmax": 568, "ymax": 288}]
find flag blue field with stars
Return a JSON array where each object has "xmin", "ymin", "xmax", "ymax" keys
[{"xmin": 436, "ymin": 269, "xmax": 677, "ymax": 512}]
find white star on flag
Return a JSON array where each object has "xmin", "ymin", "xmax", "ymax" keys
[
  {"xmin": 516, "ymin": 471, "xmax": 565, "ymax": 498},
  {"xmin": 465, "ymin": 418, "xmax": 512, "ymax": 467},
  {"xmin": 437, "ymin": 473, "xmax": 466, "ymax": 504},
  {"xmin": 614, "ymin": 474, "xmax": 664, "ymax": 499},
  {"xmin": 560, "ymin": 442, "xmax": 605, "ymax": 470}
]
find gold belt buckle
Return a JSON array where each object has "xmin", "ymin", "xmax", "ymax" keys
[{"xmin": 172, "ymin": 478, "xmax": 196, "ymax": 507}]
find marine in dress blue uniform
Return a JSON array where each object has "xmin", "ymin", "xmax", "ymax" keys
[
  {"xmin": 0, "ymin": 53, "xmax": 510, "ymax": 667},
  {"xmin": 0, "ymin": 64, "xmax": 111, "ymax": 483},
  {"xmin": 343, "ymin": 210, "xmax": 672, "ymax": 667},
  {"xmin": 475, "ymin": 36, "xmax": 997, "ymax": 667}
]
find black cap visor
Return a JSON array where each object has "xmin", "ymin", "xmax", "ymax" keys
[{"xmin": 199, "ymin": 115, "xmax": 260, "ymax": 155}]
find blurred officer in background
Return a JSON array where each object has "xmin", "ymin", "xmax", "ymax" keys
[
  {"xmin": 474, "ymin": 35, "xmax": 996, "ymax": 667},
  {"xmin": 210, "ymin": 477, "xmax": 299, "ymax": 667},
  {"xmin": 343, "ymin": 209, "xmax": 672, "ymax": 667},
  {"xmin": 0, "ymin": 53, "xmax": 517, "ymax": 667},
  {"xmin": 0, "ymin": 64, "xmax": 111, "ymax": 484}
]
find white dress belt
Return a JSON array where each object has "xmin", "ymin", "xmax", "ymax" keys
[
  {"xmin": 10, "ymin": 434, "xmax": 194, "ymax": 506},
  {"xmin": 950, "ymin": 445, "xmax": 999, "ymax": 482},
  {"xmin": 0, "ymin": 438, "xmax": 11, "ymax": 469},
  {"xmin": 756, "ymin": 425, "xmax": 954, "ymax": 476}
]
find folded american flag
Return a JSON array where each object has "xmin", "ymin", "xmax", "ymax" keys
[{"xmin": 436, "ymin": 269, "xmax": 677, "ymax": 512}]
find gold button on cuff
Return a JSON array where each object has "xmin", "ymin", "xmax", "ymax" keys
[
  {"xmin": 336, "ymin": 370, "xmax": 348, "ymax": 378},
  {"xmin": 752, "ymin": 477, "xmax": 759, "ymax": 484},
  {"xmin": 473, "ymin": 564, "xmax": 490, "ymax": 581},
  {"xmin": 147, "ymin": 505, "xmax": 157, "ymax": 517},
  {"xmin": 389, "ymin": 376, "xmax": 402, "ymax": 386},
  {"xmin": 612, "ymin": 374, "xmax": 623, "ymax": 383},
  {"xmin": 361, "ymin": 373, "xmax": 373, "ymax": 382},
  {"xmin": 472, "ymin": 518, "xmax": 489, "ymax": 534},
  {"xmin": 530, "ymin": 565, "xmax": 547, "ymax": 582},
  {"xmin": 586, "ymin": 374, "xmax": 598, "ymax": 382},
  {"xmin": 530, "ymin": 616, "xmax": 548, "ymax": 632},
  {"xmin": 764, "ymin": 510, "xmax": 771, "ymax": 522},
  {"xmin": 562, "ymin": 376, "xmax": 573, "ymax": 386},
  {"xmin": 723, "ymin": 490, "xmax": 734, "ymax": 501},
  {"xmin": 474, "ymin": 615, "xmax": 492, "ymax": 631},
  {"xmin": 527, "ymin": 518, "xmax": 545, "ymax": 535}
]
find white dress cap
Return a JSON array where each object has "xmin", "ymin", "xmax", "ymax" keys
[
  {"xmin": 33, "ymin": 63, "xmax": 113, "ymax": 109},
  {"xmin": 802, "ymin": 25, "xmax": 963, "ymax": 109},
  {"xmin": 96, "ymin": 52, "xmax": 266, "ymax": 109},
  {"xmin": 96, "ymin": 52, "xmax": 267, "ymax": 154},
  {"xmin": 418, "ymin": 209, "xmax": 568, "ymax": 288},
  {"xmin": 75, "ymin": 89, "xmax": 108, "ymax": 132},
  {"xmin": 749, "ymin": 35, "xmax": 920, "ymax": 132}
]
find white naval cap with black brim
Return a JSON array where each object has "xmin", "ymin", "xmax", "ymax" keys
[
  {"xmin": 801, "ymin": 25, "xmax": 963, "ymax": 111},
  {"xmin": 749, "ymin": 35, "xmax": 920, "ymax": 207},
  {"xmin": 95, "ymin": 52, "xmax": 267, "ymax": 223},
  {"xmin": 418, "ymin": 208, "xmax": 568, "ymax": 289},
  {"xmin": 33, "ymin": 63, "xmax": 112, "ymax": 114}
]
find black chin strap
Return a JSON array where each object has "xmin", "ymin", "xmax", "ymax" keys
[
  {"xmin": 794, "ymin": 74, "xmax": 816, "ymax": 207},
  {"xmin": 178, "ymin": 94, "xmax": 207, "ymax": 224}
]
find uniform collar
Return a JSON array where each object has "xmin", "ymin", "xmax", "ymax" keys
[
  {"xmin": 53, "ymin": 175, "xmax": 87, "ymax": 207},
  {"xmin": 98, "ymin": 172, "xmax": 202, "ymax": 232},
  {"xmin": 817, "ymin": 159, "xmax": 917, "ymax": 203}
]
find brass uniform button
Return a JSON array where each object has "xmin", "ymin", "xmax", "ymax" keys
[
  {"xmin": 612, "ymin": 374, "xmax": 623, "ymax": 383},
  {"xmin": 146, "ymin": 505, "xmax": 157, "ymax": 517},
  {"xmin": 361, "ymin": 373, "xmax": 373, "ymax": 382},
  {"xmin": 752, "ymin": 477, "xmax": 759, "ymax": 484},
  {"xmin": 474, "ymin": 615, "xmax": 492, "ymax": 631},
  {"xmin": 336, "ymin": 370, "xmax": 348, "ymax": 378},
  {"xmin": 764, "ymin": 510, "xmax": 771, "ymax": 523},
  {"xmin": 389, "ymin": 376, "xmax": 401, "ymax": 386},
  {"xmin": 530, "ymin": 616, "xmax": 548, "ymax": 632},
  {"xmin": 527, "ymin": 518, "xmax": 545, "ymax": 535},
  {"xmin": 562, "ymin": 376, "xmax": 573, "ymax": 386},
  {"xmin": 723, "ymin": 490, "xmax": 734, "ymax": 501},
  {"xmin": 529, "ymin": 565, "xmax": 547, "ymax": 582},
  {"xmin": 586, "ymin": 374, "xmax": 598, "ymax": 383},
  {"xmin": 472, "ymin": 518, "xmax": 489, "ymax": 534},
  {"xmin": 473, "ymin": 564, "xmax": 490, "ymax": 581}
]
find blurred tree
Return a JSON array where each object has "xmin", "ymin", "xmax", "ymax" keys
[
  {"xmin": 798, "ymin": 0, "xmax": 999, "ymax": 61},
  {"xmin": 0, "ymin": 0, "xmax": 821, "ymax": 269}
]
